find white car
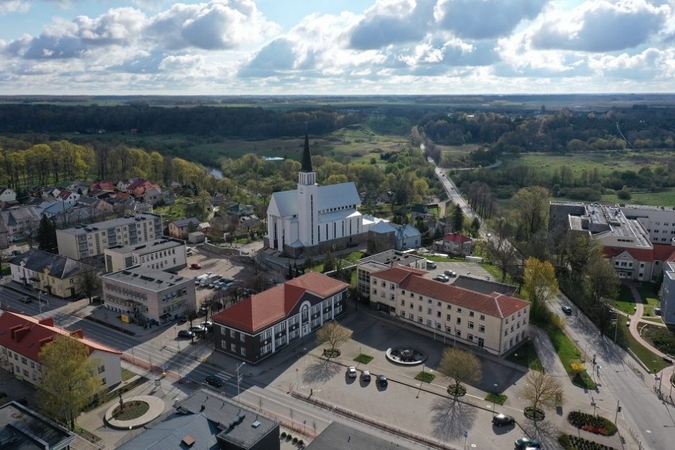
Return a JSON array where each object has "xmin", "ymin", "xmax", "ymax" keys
[{"xmin": 347, "ymin": 366, "xmax": 357, "ymax": 378}]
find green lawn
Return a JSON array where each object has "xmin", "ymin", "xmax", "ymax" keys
[
  {"xmin": 613, "ymin": 285, "xmax": 637, "ymax": 315},
  {"xmin": 353, "ymin": 354, "xmax": 374, "ymax": 364},
  {"xmin": 545, "ymin": 324, "xmax": 596, "ymax": 390},
  {"xmin": 624, "ymin": 327, "xmax": 671, "ymax": 374},
  {"xmin": 415, "ymin": 371, "xmax": 436, "ymax": 383},
  {"xmin": 505, "ymin": 342, "xmax": 543, "ymax": 372}
]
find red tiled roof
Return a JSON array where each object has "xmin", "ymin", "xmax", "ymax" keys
[
  {"xmin": 654, "ymin": 245, "xmax": 675, "ymax": 263},
  {"xmin": 57, "ymin": 190, "xmax": 73, "ymax": 200},
  {"xmin": 603, "ymin": 245, "xmax": 675, "ymax": 263},
  {"xmin": 374, "ymin": 267, "xmax": 529, "ymax": 318},
  {"xmin": 212, "ymin": 272, "xmax": 349, "ymax": 333},
  {"xmin": 0, "ymin": 312, "xmax": 121, "ymax": 363},
  {"xmin": 444, "ymin": 233, "xmax": 472, "ymax": 244}
]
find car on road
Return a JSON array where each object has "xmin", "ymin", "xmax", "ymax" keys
[
  {"xmin": 377, "ymin": 374, "xmax": 388, "ymax": 387},
  {"xmin": 347, "ymin": 366, "xmax": 357, "ymax": 378},
  {"xmin": 201, "ymin": 321, "xmax": 213, "ymax": 330},
  {"xmin": 189, "ymin": 325, "xmax": 207, "ymax": 336},
  {"xmin": 190, "ymin": 263, "xmax": 201, "ymax": 270},
  {"xmin": 361, "ymin": 370, "xmax": 371, "ymax": 382},
  {"xmin": 444, "ymin": 270, "xmax": 457, "ymax": 277},
  {"xmin": 561, "ymin": 305, "xmax": 573, "ymax": 315},
  {"xmin": 205, "ymin": 375, "xmax": 224, "ymax": 387},
  {"xmin": 19, "ymin": 297, "xmax": 32, "ymax": 304},
  {"xmin": 514, "ymin": 437, "xmax": 541, "ymax": 449},
  {"xmin": 177, "ymin": 329, "xmax": 194, "ymax": 339},
  {"xmin": 491, "ymin": 413, "xmax": 515, "ymax": 426},
  {"xmin": 433, "ymin": 274, "xmax": 449, "ymax": 282}
]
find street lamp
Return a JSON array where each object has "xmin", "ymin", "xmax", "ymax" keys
[
  {"xmin": 492, "ymin": 383, "xmax": 498, "ymax": 414},
  {"xmin": 236, "ymin": 362, "xmax": 246, "ymax": 397}
]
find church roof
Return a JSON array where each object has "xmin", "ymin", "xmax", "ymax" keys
[
  {"xmin": 300, "ymin": 133, "xmax": 313, "ymax": 173},
  {"xmin": 269, "ymin": 182, "xmax": 361, "ymax": 218}
]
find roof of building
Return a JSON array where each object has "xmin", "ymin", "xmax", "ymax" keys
[
  {"xmin": 396, "ymin": 224, "xmax": 420, "ymax": 239},
  {"xmin": 0, "ymin": 401, "xmax": 76, "ymax": 450},
  {"xmin": 603, "ymin": 244, "xmax": 675, "ymax": 263},
  {"xmin": 213, "ymin": 272, "xmax": 349, "ymax": 333},
  {"xmin": 369, "ymin": 221, "xmax": 396, "ymax": 234},
  {"xmin": 306, "ymin": 421, "xmax": 413, "ymax": 450},
  {"xmin": 9, "ymin": 248, "xmax": 83, "ymax": 279},
  {"xmin": 102, "ymin": 266, "xmax": 191, "ymax": 291},
  {"xmin": 444, "ymin": 232, "xmax": 472, "ymax": 243},
  {"xmin": 172, "ymin": 217, "xmax": 200, "ymax": 228},
  {"xmin": 269, "ymin": 183, "xmax": 361, "ymax": 218},
  {"xmin": 359, "ymin": 250, "xmax": 426, "ymax": 267},
  {"xmin": 56, "ymin": 189, "xmax": 74, "ymax": 200},
  {"xmin": 0, "ymin": 312, "xmax": 121, "ymax": 363},
  {"xmin": 116, "ymin": 389, "xmax": 279, "ymax": 450},
  {"xmin": 300, "ymin": 133, "xmax": 313, "ymax": 173},
  {"xmin": 105, "ymin": 238, "xmax": 185, "ymax": 256},
  {"xmin": 373, "ymin": 267, "xmax": 529, "ymax": 318},
  {"xmin": 57, "ymin": 213, "xmax": 159, "ymax": 235},
  {"xmin": 452, "ymin": 275, "xmax": 518, "ymax": 296}
]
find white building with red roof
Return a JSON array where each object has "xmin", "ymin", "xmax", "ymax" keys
[
  {"xmin": 369, "ymin": 266, "xmax": 530, "ymax": 355},
  {"xmin": 0, "ymin": 312, "xmax": 122, "ymax": 388},
  {"xmin": 440, "ymin": 232, "xmax": 473, "ymax": 256},
  {"xmin": 212, "ymin": 272, "xmax": 349, "ymax": 364}
]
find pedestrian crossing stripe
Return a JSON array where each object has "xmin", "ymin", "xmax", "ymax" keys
[{"xmin": 216, "ymin": 372, "xmax": 233, "ymax": 381}]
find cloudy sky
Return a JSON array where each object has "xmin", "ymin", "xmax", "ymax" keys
[{"xmin": 1, "ymin": 0, "xmax": 674, "ymax": 95}]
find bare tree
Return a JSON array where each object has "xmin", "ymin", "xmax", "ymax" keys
[
  {"xmin": 77, "ymin": 265, "xmax": 100, "ymax": 303},
  {"xmin": 522, "ymin": 370, "xmax": 564, "ymax": 411},
  {"xmin": 316, "ymin": 321, "xmax": 353, "ymax": 354},
  {"xmin": 438, "ymin": 347, "xmax": 482, "ymax": 390}
]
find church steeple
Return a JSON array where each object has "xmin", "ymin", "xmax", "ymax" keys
[{"xmin": 300, "ymin": 133, "xmax": 313, "ymax": 173}]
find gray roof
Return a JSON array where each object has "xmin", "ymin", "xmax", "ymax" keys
[
  {"xmin": 359, "ymin": 250, "xmax": 425, "ymax": 267},
  {"xmin": 306, "ymin": 421, "xmax": 413, "ymax": 450},
  {"xmin": 58, "ymin": 212, "xmax": 160, "ymax": 236},
  {"xmin": 106, "ymin": 238, "xmax": 184, "ymax": 256},
  {"xmin": 102, "ymin": 265, "xmax": 190, "ymax": 291},
  {"xmin": 10, "ymin": 249, "xmax": 82, "ymax": 279},
  {"xmin": 0, "ymin": 401, "xmax": 75, "ymax": 449},
  {"xmin": 452, "ymin": 275, "xmax": 518, "ymax": 296},
  {"xmin": 172, "ymin": 217, "xmax": 200, "ymax": 228},
  {"xmin": 116, "ymin": 413, "xmax": 219, "ymax": 450},
  {"xmin": 269, "ymin": 182, "xmax": 361, "ymax": 218}
]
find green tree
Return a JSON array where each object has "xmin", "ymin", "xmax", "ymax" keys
[
  {"xmin": 77, "ymin": 265, "xmax": 100, "ymax": 303},
  {"xmin": 438, "ymin": 347, "xmax": 482, "ymax": 392},
  {"xmin": 584, "ymin": 253, "xmax": 619, "ymax": 304},
  {"xmin": 512, "ymin": 186, "xmax": 550, "ymax": 242},
  {"xmin": 36, "ymin": 214, "xmax": 58, "ymax": 253},
  {"xmin": 451, "ymin": 205, "xmax": 464, "ymax": 233},
  {"xmin": 323, "ymin": 249, "xmax": 336, "ymax": 273},
  {"xmin": 38, "ymin": 335, "xmax": 102, "ymax": 429},
  {"xmin": 469, "ymin": 217, "xmax": 481, "ymax": 237},
  {"xmin": 523, "ymin": 257, "xmax": 559, "ymax": 322}
]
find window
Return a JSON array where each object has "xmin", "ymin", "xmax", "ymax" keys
[
  {"xmin": 418, "ymin": 316, "xmax": 423, "ymax": 323},
  {"xmin": 469, "ymin": 311, "xmax": 474, "ymax": 317},
  {"xmin": 426, "ymin": 319, "xmax": 432, "ymax": 327},
  {"xmin": 468, "ymin": 321, "xmax": 474, "ymax": 329},
  {"xmin": 98, "ymin": 365, "xmax": 105, "ymax": 374},
  {"xmin": 456, "ymin": 330, "xmax": 461, "ymax": 337},
  {"xmin": 468, "ymin": 334, "xmax": 474, "ymax": 341},
  {"xmin": 446, "ymin": 326, "xmax": 452, "ymax": 333},
  {"xmin": 446, "ymin": 304, "xmax": 451, "ymax": 310},
  {"xmin": 409, "ymin": 313, "xmax": 414, "ymax": 320},
  {"xmin": 418, "ymin": 305, "xmax": 422, "ymax": 312},
  {"xmin": 479, "ymin": 314, "xmax": 485, "ymax": 320},
  {"xmin": 456, "ymin": 318, "xmax": 461, "ymax": 325},
  {"xmin": 390, "ymin": 294, "xmax": 395, "ymax": 300},
  {"xmin": 457, "ymin": 307, "xmax": 462, "ymax": 313},
  {"xmin": 479, "ymin": 325, "xmax": 485, "ymax": 333},
  {"xmin": 230, "ymin": 343, "xmax": 236, "ymax": 352},
  {"xmin": 401, "ymin": 300, "xmax": 406, "ymax": 306},
  {"xmin": 241, "ymin": 347, "xmax": 246, "ymax": 357},
  {"xmin": 427, "ymin": 308, "xmax": 432, "ymax": 314},
  {"xmin": 427, "ymin": 299, "xmax": 432, "ymax": 304},
  {"xmin": 21, "ymin": 357, "xmax": 27, "ymax": 365},
  {"xmin": 446, "ymin": 314, "xmax": 451, "ymax": 320},
  {"xmin": 437, "ymin": 311, "xmax": 441, "ymax": 317},
  {"xmin": 230, "ymin": 329, "xmax": 235, "ymax": 338}
]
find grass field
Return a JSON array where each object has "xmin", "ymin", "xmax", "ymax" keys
[
  {"xmin": 614, "ymin": 285, "xmax": 637, "ymax": 315},
  {"xmin": 625, "ymin": 326, "xmax": 670, "ymax": 373}
]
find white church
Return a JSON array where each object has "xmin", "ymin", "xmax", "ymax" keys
[{"xmin": 265, "ymin": 135, "xmax": 382, "ymax": 257}]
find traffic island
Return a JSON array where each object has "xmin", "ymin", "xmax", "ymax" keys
[{"xmin": 104, "ymin": 395, "xmax": 165, "ymax": 429}]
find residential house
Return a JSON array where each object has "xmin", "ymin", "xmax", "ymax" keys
[
  {"xmin": 411, "ymin": 203, "xmax": 435, "ymax": 220},
  {"xmin": 90, "ymin": 181, "xmax": 116, "ymax": 191},
  {"xmin": 368, "ymin": 221, "xmax": 421, "ymax": 252},
  {"xmin": 126, "ymin": 179, "xmax": 160, "ymax": 199},
  {"xmin": 0, "ymin": 401, "xmax": 76, "ymax": 449},
  {"xmin": 0, "ymin": 187, "xmax": 17, "ymax": 203},
  {"xmin": 227, "ymin": 202, "xmax": 254, "ymax": 216},
  {"xmin": 143, "ymin": 188, "xmax": 163, "ymax": 206},
  {"xmin": 440, "ymin": 232, "xmax": 473, "ymax": 256},
  {"xmin": 0, "ymin": 311, "xmax": 122, "ymax": 388},
  {"xmin": 101, "ymin": 265, "xmax": 196, "ymax": 325},
  {"xmin": 56, "ymin": 213, "xmax": 162, "ymax": 260},
  {"xmin": 9, "ymin": 249, "xmax": 91, "ymax": 299},
  {"xmin": 117, "ymin": 389, "xmax": 280, "ymax": 450},
  {"xmin": 168, "ymin": 217, "xmax": 201, "ymax": 239},
  {"xmin": 104, "ymin": 238, "xmax": 187, "ymax": 273},
  {"xmin": 368, "ymin": 266, "xmax": 530, "ymax": 355},
  {"xmin": 0, "ymin": 206, "xmax": 41, "ymax": 246},
  {"xmin": 213, "ymin": 272, "xmax": 348, "ymax": 364},
  {"xmin": 55, "ymin": 189, "xmax": 80, "ymax": 206}
]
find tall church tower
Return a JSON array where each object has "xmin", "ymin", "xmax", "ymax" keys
[{"xmin": 297, "ymin": 134, "xmax": 318, "ymax": 247}]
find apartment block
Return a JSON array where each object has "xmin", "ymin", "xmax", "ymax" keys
[{"xmin": 104, "ymin": 237, "xmax": 187, "ymax": 273}]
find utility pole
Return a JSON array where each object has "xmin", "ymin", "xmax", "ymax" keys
[
  {"xmin": 236, "ymin": 361, "xmax": 246, "ymax": 397},
  {"xmin": 615, "ymin": 399, "xmax": 621, "ymax": 423}
]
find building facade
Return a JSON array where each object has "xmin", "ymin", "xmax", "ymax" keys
[
  {"xmin": 265, "ymin": 135, "xmax": 383, "ymax": 257},
  {"xmin": 104, "ymin": 237, "xmax": 187, "ymax": 272},
  {"xmin": 369, "ymin": 266, "xmax": 530, "ymax": 355},
  {"xmin": 0, "ymin": 312, "xmax": 122, "ymax": 388},
  {"xmin": 168, "ymin": 217, "xmax": 200, "ymax": 239},
  {"xmin": 356, "ymin": 250, "xmax": 427, "ymax": 298},
  {"xmin": 661, "ymin": 260, "xmax": 675, "ymax": 328},
  {"xmin": 101, "ymin": 265, "xmax": 196, "ymax": 325},
  {"xmin": 213, "ymin": 272, "xmax": 349, "ymax": 364},
  {"xmin": 56, "ymin": 213, "xmax": 162, "ymax": 260},
  {"xmin": 9, "ymin": 249, "xmax": 90, "ymax": 299}
]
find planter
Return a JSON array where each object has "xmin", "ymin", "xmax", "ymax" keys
[
  {"xmin": 523, "ymin": 406, "xmax": 545, "ymax": 421},
  {"xmin": 567, "ymin": 411, "xmax": 617, "ymax": 436},
  {"xmin": 447, "ymin": 385, "xmax": 466, "ymax": 397}
]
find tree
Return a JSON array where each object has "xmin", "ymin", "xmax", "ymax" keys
[
  {"xmin": 323, "ymin": 249, "xmax": 336, "ymax": 273},
  {"xmin": 469, "ymin": 217, "xmax": 481, "ymax": 237},
  {"xmin": 36, "ymin": 214, "xmax": 58, "ymax": 253},
  {"xmin": 316, "ymin": 321, "xmax": 353, "ymax": 354},
  {"xmin": 484, "ymin": 217, "xmax": 518, "ymax": 282},
  {"xmin": 512, "ymin": 186, "xmax": 549, "ymax": 242},
  {"xmin": 523, "ymin": 257, "xmax": 559, "ymax": 322},
  {"xmin": 77, "ymin": 265, "xmax": 100, "ymax": 303},
  {"xmin": 37, "ymin": 335, "xmax": 102, "ymax": 429},
  {"xmin": 584, "ymin": 253, "xmax": 619, "ymax": 304},
  {"xmin": 522, "ymin": 370, "xmax": 564, "ymax": 412},
  {"xmin": 438, "ymin": 347, "xmax": 482, "ymax": 391},
  {"xmin": 451, "ymin": 205, "xmax": 464, "ymax": 233}
]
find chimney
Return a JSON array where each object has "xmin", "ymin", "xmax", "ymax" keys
[{"xmin": 38, "ymin": 317, "xmax": 54, "ymax": 327}]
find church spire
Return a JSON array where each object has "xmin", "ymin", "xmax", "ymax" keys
[{"xmin": 300, "ymin": 133, "xmax": 313, "ymax": 173}]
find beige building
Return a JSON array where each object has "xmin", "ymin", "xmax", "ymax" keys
[
  {"xmin": 101, "ymin": 265, "xmax": 196, "ymax": 325},
  {"xmin": 9, "ymin": 249, "xmax": 91, "ymax": 299},
  {"xmin": 56, "ymin": 213, "xmax": 162, "ymax": 260},
  {"xmin": 356, "ymin": 250, "xmax": 426, "ymax": 298},
  {"xmin": 369, "ymin": 266, "xmax": 530, "ymax": 355},
  {"xmin": 0, "ymin": 312, "xmax": 122, "ymax": 388},
  {"xmin": 104, "ymin": 237, "xmax": 187, "ymax": 273}
]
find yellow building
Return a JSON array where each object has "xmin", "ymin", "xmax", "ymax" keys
[{"xmin": 9, "ymin": 249, "xmax": 91, "ymax": 299}]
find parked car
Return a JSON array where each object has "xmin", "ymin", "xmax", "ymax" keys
[
  {"xmin": 433, "ymin": 274, "xmax": 449, "ymax": 282},
  {"xmin": 515, "ymin": 437, "xmax": 541, "ymax": 449},
  {"xmin": 204, "ymin": 375, "xmax": 224, "ymax": 387},
  {"xmin": 189, "ymin": 325, "xmax": 207, "ymax": 335},
  {"xmin": 177, "ymin": 330, "xmax": 194, "ymax": 339},
  {"xmin": 361, "ymin": 370, "xmax": 371, "ymax": 382},
  {"xmin": 491, "ymin": 413, "xmax": 515, "ymax": 426},
  {"xmin": 200, "ymin": 321, "xmax": 213, "ymax": 330},
  {"xmin": 444, "ymin": 270, "xmax": 457, "ymax": 277},
  {"xmin": 347, "ymin": 366, "xmax": 357, "ymax": 378},
  {"xmin": 561, "ymin": 305, "xmax": 573, "ymax": 315},
  {"xmin": 377, "ymin": 374, "xmax": 388, "ymax": 387},
  {"xmin": 190, "ymin": 263, "xmax": 201, "ymax": 270}
]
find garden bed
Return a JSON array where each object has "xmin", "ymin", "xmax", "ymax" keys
[
  {"xmin": 559, "ymin": 433, "xmax": 616, "ymax": 450},
  {"xmin": 567, "ymin": 411, "xmax": 617, "ymax": 436}
]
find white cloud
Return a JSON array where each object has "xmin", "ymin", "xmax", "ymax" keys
[{"xmin": 0, "ymin": 1, "xmax": 30, "ymax": 15}]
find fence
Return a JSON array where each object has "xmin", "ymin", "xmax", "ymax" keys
[{"xmin": 629, "ymin": 426, "xmax": 646, "ymax": 450}]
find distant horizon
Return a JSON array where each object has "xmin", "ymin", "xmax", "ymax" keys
[{"xmin": 1, "ymin": 1, "xmax": 675, "ymax": 96}]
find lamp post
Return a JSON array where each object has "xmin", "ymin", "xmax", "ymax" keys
[
  {"xmin": 492, "ymin": 383, "xmax": 498, "ymax": 414},
  {"xmin": 236, "ymin": 361, "xmax": 246, "ymax": 397},
  {"xmin": 613, "ymin": 310, "xmax": 619, "ymax": 343}
]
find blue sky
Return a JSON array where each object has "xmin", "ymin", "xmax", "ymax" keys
[{"xmin": 0, "ymin": 0, "xmax": 674, "ymax": 95}]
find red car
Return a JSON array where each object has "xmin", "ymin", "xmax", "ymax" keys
[{"xmin": 190, "ymin": 263, "xmax": 202, "ymax": 270}]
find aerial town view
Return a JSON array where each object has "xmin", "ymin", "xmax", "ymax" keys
[{"xmin": 1, "ymin": 1, "xmax": 675, "ymax": 450}]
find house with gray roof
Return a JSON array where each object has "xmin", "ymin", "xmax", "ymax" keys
[
  {"xmin": 168, "ymin": 217, "xmax": 201, "ymax": 239},
  {"xmin": 0, "ymin": 206, "xmax": 41, "ymax": 247},
  {"xmin": 9, "ymin": 249, "xmax": 89, "ymax": 299}
]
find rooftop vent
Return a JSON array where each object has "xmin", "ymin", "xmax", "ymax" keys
[
  {"xmin": 251, "ymin": 420, "xmax": 261, "ymax": 428},
  {"xmin": 181, "ymin": 435, "xmax": 195, "ymax": 447}
]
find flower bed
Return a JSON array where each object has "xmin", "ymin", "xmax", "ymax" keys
[
  {"xmin": 567, "ymin": 411, "xmax": 617, "ymax": 436},
  {"xmin": 559, "ymin": 433, "xmax": 616, "ymax": 450}
]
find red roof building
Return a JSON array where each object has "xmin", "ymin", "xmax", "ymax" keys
[
  {"xmin": 0, "ymin": 312, "xmax": 122, "ymax": 388},
  {"xmin": 213, "ymin": 272, "xmax": 349, "ymax": 364},
  {"xmin": 440, "ymin": 232, "xmax": 473, "ymax": 256},
  {"xmin": 603, "ymin": 244, "xmax": 675, "ymax": 282},
  {"xmin": 370, "ymin": 266, "xmax": 529, "ymax": 356}
]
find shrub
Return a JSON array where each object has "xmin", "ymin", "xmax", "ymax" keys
[
  {"xmin": 281, "ymin": 432, "xmax": 287, "ymax": 439},
  {"xmin": 567, "ymin": 411, "xmax": 618, "ymax": 436},
  {"xmin": 292, "ymin": 437, "xmax": 299, "ymax": 443},
  {"xmin": 559, "ymin": 433, "xmax": 617, "ymax": 450}
]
